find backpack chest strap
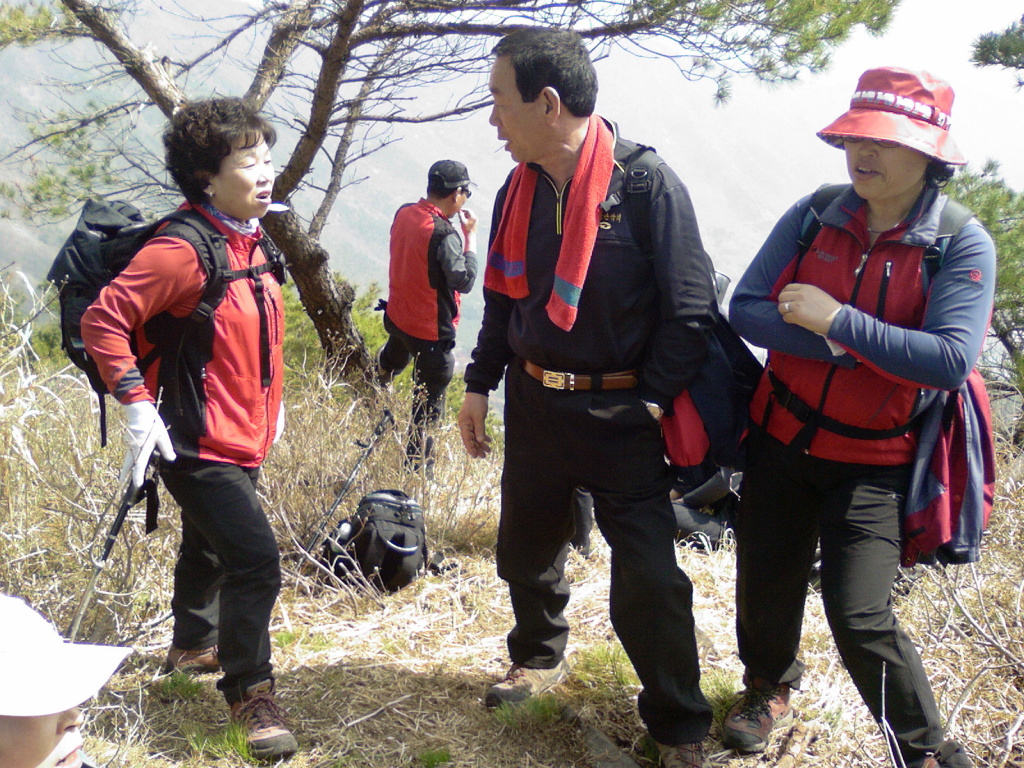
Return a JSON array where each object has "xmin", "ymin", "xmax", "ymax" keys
[{"xmin": 766, "ymin": 367, "xmax": 922, "ymax": 446}]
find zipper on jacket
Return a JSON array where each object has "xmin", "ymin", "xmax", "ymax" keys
[
  {"xmin": 542, "ymin": 175, "xmax": 572, "ymax": 236},
  {"xmin": 853, "ymin": 250, "xmax": 870, "ymax": 277},
  {"xmin": 256, "ymin": 246, "xmax": 282, "ymax": 457},
  {"xmin": 792, "ymin": 243, "xmax": 874, "ymax": 451},
  {"xmin": 876, "ymin": 261, "xmax": 892, "ymax": 318}
]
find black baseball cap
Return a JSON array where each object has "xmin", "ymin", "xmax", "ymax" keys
[{"xmin": 428, "ymin": 159, "xmax": 474, "ymax": 190}]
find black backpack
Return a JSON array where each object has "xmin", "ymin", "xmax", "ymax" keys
[
  {"xmin": 322, "ymin": 490, "xmax": 429, "ymax": 592},
  {"xmin": 47, "ymin": 199, "xmax": 286, "ymax": 445},
  {"xmin": 619, "ymin": 145, "xmax": 763, "ymax": 500}
]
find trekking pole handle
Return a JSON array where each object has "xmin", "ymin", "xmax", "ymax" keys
[{"xmin": 99, "ymin": 477, "xmax": 140, "ymax": 561}]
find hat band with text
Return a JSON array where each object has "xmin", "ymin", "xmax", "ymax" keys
[{"xmin": 850, "ymin": 90, "xmax": 952, "ymax": 130}]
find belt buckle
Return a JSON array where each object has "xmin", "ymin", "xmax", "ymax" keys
[{"xmin": 542, "ymin": 370, "xmax": 572, "ymax": 389}]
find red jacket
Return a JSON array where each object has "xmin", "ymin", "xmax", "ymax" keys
[
  {"xmin": 81, "ymin": 204, "xmax": 285, "ymax": 467},
  {"xmin": 387, "ymin": 199, "xmax": 476, "ymax": 343}
]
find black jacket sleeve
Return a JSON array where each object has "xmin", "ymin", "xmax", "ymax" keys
[
  {"xmin": 437, "ymin": 231, "xmax": 478, "ymax": 294},
  {"xmin": 636, "ymin": 167, "xmax": 718, "ymax": 408},
  {"xmin": 464, "ymin": 179, "xmax": 515, "ymax": 395}
]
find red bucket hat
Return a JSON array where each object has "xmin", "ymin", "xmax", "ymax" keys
[{"xmin": 818, "ymin": 66, "xmax": 965, "ymax": 165}]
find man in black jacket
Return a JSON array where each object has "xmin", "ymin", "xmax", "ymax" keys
[
  {"xmin": 456, "ymin": 27, "xmax": 718, "ymax": 768},
  {"xmin": 381, "ymin": 159, "xmax": 478, "ymax": 473}
]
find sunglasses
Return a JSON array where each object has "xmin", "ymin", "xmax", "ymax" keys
[
  {"xmin": 841, "ymin": 136, "xmax": 903, "ymax": 149},
  {"xmin": 459, "ymin": 187, "xmax": 473, "ymax": 199}
]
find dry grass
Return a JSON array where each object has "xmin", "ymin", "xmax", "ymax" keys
[{"xmin": 2, "ymin": 278, "xmax": 1023, "ymax": 768}]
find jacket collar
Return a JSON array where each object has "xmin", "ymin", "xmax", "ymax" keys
[
  {"xmin": 183, "ymin": 202, "xmax": 261, "ymax": 249},
  {"xmin": 820, "ymin": 184, "xmax": 949, "ymax": 247}
]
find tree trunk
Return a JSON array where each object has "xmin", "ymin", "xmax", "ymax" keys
[{"xmin": 263, "ymin": 211, "xmax": 374, "ymax": 392}]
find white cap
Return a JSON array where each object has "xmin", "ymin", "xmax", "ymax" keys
[{"xmin": 0, "ymin": 595, "xmax": 131, "ymax": 717}]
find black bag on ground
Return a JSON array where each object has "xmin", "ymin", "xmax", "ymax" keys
[{"xmin": 322, "ymin": 490, "xmax": 429, "ymax": 592}]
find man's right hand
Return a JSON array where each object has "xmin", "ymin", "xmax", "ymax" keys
[
  {"xmin": 460, "ymin": 208, "xmax": 478, "ymax": 253},
  {"xmin": 457, "ymin": 392, "xmax": 491, "ymax": 458}
]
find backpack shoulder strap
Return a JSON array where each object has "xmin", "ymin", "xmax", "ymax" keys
[
  {"xmin": 259, "ymin": 234, "xmax": 288, "ymax": 285},
  {"xmin": 922, "ymin": 199, "xmax": 975, "ymax": 284},
  {"xmin": 796, "ymin": 183, "xmax": 849, "ymax": 265},
  {"xmin": 620, "ymin": 143, "xmax": 662, "ymax": 255},
  {"xmin": 157, "ymin": 210, "xmax": 231, "ymax": 324}
]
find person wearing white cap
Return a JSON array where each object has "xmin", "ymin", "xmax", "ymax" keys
[
  {"xmin": 0, "ymin": 595, "xmax": 130, "ymax": 768},
  {"xmin": 725, "ymin": 67, "xmax": 995, "ymax": 767}
]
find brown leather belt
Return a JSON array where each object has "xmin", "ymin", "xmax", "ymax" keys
[{"xmin": 522, "ymin": 360, "xmax": 638, "ymax": 391}]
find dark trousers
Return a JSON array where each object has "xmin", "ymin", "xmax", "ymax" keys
[
  {"xmin": 160, "ymin": 458, "xmax": 282, "ymax": 704},
  {"xmin": 379, "ymin": 326, "xmax": 455, "ymax": 467},
  {"xmin": 735, "ymin": 430, "xmax": 944, "ymax": 767},
  {"xmin": 499, "ymin": 362, "xmax": 712, "ymax": 745}
]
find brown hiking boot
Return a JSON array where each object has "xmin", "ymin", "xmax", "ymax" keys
[
  {"xmin": 656, "ymin": 740, "xmax": 708, "ymax": 768},
  {"xmin": 721, "ymin": 677, "xmax": 794, "ymax": 753},
  {"xmin": 484, "ymin": 659, "xmax": 569, "ymax": 708},
  {"xmin": 230, "ymin": 680, "xmax": 298, "ymax": 759},
  {"xmin": 162, "ymin": 644, "xmax": 220, "ymax": 675}
]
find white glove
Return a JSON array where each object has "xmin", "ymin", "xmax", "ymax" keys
[{"xmin": 119, "ymin": 400, "xmax": 176, "ymax": 488}]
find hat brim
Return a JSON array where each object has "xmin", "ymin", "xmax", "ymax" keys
[
  {"xmin": 818, "ymin": 108, "xmax": 965, "ymax": 165},
  {"xmin": 0, "ymin": 642, "xmax": 130, "ymax": 717}
]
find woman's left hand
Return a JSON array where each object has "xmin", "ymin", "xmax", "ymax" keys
[{"xmin": 778, "ymin": 283, "xmax": 843, "ymax": 336}]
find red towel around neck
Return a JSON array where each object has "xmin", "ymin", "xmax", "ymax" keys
[{"xmin": 485, "ymin": 115, "xmax": 615, "ymax": 331}]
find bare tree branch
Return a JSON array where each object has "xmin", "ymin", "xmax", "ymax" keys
[{"xmin": 59, "ymin": 0, "xmax": 186, "ymax": 116}]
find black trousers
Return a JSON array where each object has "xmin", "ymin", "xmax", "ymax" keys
[
  {"xmin": 735, "ymin": 429, "xmax": 944, "ymax": 767},
  {"xmin": 379, "ymin": 324, "xmax": 455, "ymax": 466},
  {"xmin": 160, "ymin": 458, "xmax": 282, "ymax": 704},
  {"xmin": 498, "ymin": 362, "xmax": 712, "ymax": 745}
]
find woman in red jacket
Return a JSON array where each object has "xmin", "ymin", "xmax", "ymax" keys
[{"xmin": 81, "ymin": 98, "xmax": 294, "ymax": 759}]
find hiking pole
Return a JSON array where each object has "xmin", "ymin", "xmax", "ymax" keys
[
  {"xmin": 68, "ymin": 472, "xmax": 144, "ymax": 641},
  {"xmin": 303, "ymin": 408, "xmax": 395, "ymax": 555}
]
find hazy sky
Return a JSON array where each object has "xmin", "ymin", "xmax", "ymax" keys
[
  {"xmin": 6, "ymin": 0, "xmax": 1019, "ymax": 356},
  {"xmin": 367, "ymin": 0, "xmax": 1024, "ymax": 351}
]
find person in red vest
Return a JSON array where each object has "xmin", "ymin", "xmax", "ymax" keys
[
  {"xmin": 379, "ymin": 160, "xmax": 478, "ymax": 475},
  {"xmin": 725, "ymin": 67, "xmax": 994, "ymax": 768}
]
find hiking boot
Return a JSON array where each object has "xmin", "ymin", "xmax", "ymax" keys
[
  {"xmin": 162, "ymin": 644, "xmax": 220, "ymax": 675},
  {"xmin": 484, "ymin": 659, "xmax": 569, "ymax": 708},
  {"xmin": 656, "ymin": 740, "xmax": 708, "ymax": 768},
  {"xmin": 229, "ymin": 680, "xmax": 298, "ymax": 760},
  {"xmin": 921, "ymin": 741, "xmax": 974, "ymax": 768},
  {"xmin": 721, "ymin": 677, "xmax": 794, "ymax": 753}
]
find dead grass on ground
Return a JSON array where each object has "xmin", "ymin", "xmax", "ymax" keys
[{"xmin": 1, "ymin": 299, "xmax": 1022, "ymax": 766}]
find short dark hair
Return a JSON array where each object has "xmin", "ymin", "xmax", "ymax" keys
[
  {"xmin": 926, "ymin": 158, "xmax": 956, "ymax": 188},
  {"xmin": 492, "ymin": 28, "xmax": 597, "ymax": 118},
  {"xmin": 163, "ymin": 97, "xmax": 277, "ymax": 204}
]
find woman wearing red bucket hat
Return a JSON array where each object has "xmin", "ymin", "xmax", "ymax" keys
[{"xmin": 724, "ymin": 67, "xmax": 995, "ymax": 768}]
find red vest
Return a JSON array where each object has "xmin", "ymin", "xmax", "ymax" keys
[
  {"xmin": 754, "ymin": 219, "xmax": 929, "ymax": 464},
  {"xmin": 387, "ymin": 200, "xmax": 461, "ymax": 342}
]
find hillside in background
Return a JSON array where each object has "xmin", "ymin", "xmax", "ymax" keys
[{"xmin": 3, "ymin": 0, "xmax": 1024, "ymax": 367}]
